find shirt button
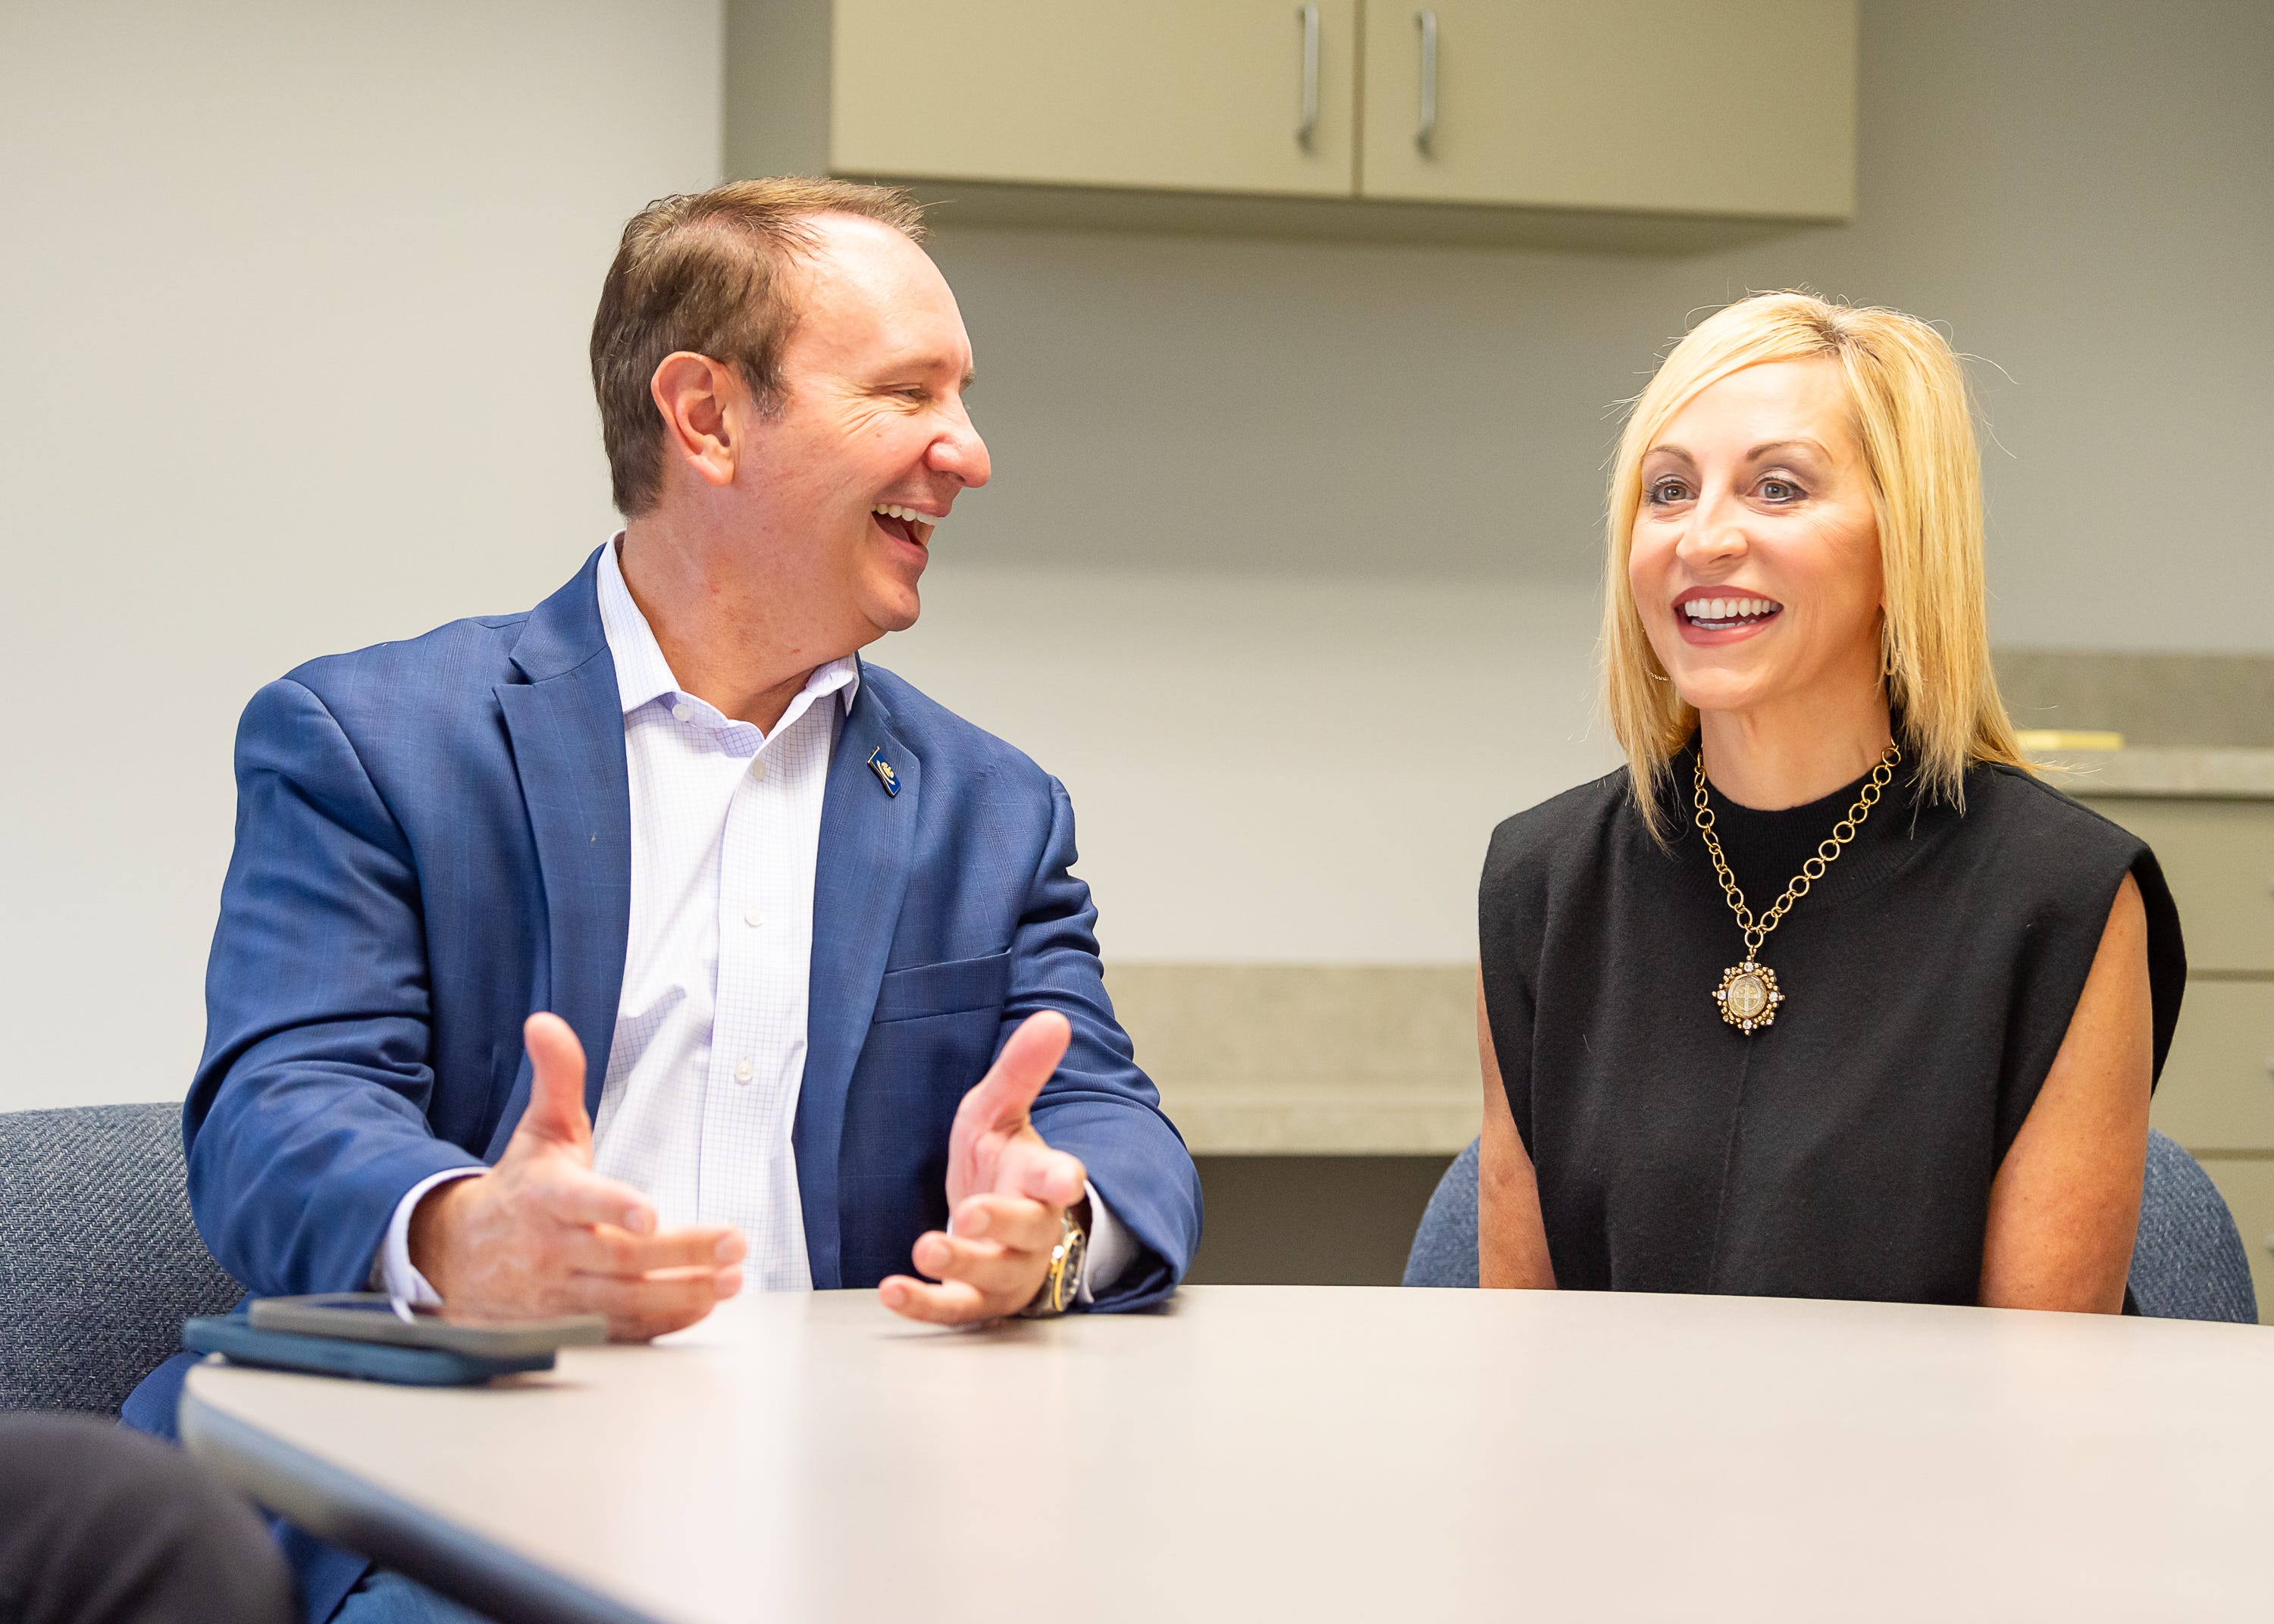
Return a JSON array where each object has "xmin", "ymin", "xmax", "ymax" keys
[
  {"xmin": 734, "ymin": 1059, "xmax": 754, "ymax": 1084},
  {"xmin": 744, "ymin": 905, "xmax": 763, "ymax": 928},
  {"xmin": 671, "ymin": 702, "xmax": 693, "ymax": 723},
  {"xmin": 752, "ymin": 758, "xmax": 768, "ymax": 782}
]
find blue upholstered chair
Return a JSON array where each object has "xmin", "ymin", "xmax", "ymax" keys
[
  {"xmin": 1402, "ymin": 1139, "xmax": 1483, "ymax": 1291},
  {"xmin": 0, "ymin": 1104, "xmax": 244, "ymax": 1413},
  {"xmin": 1402, "ymin": 1129, "xmax": 2260, "ymax": 1322},
  {"xmin": 2130, "ymin": 1130, "xmax": 2260, "ymax": 1321}
]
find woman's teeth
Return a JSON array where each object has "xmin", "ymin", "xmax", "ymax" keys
[
  {"xmin": 1682, "ymin": 596, "xmax": 1779, "ymax": 624},
  {"xmin": 872, "ymin": 503, "xmax": 940, "ymax": 526}
]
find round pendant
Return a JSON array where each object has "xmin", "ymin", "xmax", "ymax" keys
[{"xmin": 1713, "ymin": 959, "xmax": 1783, "ymax": 1034}]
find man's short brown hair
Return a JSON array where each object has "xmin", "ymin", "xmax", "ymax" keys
[{"xmin": 590, "ymin": 177, "xmax": 928, "ymax": 516}]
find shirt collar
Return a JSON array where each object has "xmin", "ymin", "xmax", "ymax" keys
[{"xmin": 595, "ymin": 533, "xmax": 861, "ymax": 721}]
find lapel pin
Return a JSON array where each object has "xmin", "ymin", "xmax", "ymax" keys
[{"xmin": 866, "ymin": 746, "xmax": 901, "ymax": 798}]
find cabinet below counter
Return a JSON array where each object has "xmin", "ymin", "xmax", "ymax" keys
[
  {"xmin": 2069, "ymin": 748, "xmax": 2274, "ymax": 1320},
  {"xmin": 2189, "ymin": 1156, "xmax": 2274, "ymax": 1328}
]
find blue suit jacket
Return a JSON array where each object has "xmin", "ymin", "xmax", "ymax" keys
[{"xmin": 127, "ymin": 550, "xmax": 1200, "ymax": 1616}]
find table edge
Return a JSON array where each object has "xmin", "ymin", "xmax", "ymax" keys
[{"xmin": 180, "ymin": 1378, "xmax": 664, "ymax": 1624}]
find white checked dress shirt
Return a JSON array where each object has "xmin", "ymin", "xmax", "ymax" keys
[{"xmin": 383, "ymin": 537, "xmax": 1131, "ymax": 1303}]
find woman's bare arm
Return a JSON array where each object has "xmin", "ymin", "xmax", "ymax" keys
[
  {"xmin": 1979, "ymin": 872, "xmax": 2153, "ymax": 1313},
  {"xmin": 1477, "ymin": 969, "xmax": 1556, "ymax": 1289}
]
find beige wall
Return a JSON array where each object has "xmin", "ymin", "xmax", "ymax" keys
[
  {"xmin": 884, "ymin": 0, "xmax": 2274, "ymax": 963},
  {"xmin": 914, "ymin": 0, "xmax": 2274, "ymax": 637},
  {"xmin": 4, "ymin": 0, "xmax": 2270, "ymax": 1106},
  {"xmin": 882, "ymin": 568, "xmax": 1611, "ymax": 962},
  {"xmin": 0, "ymin": 2, "xmax": 722, "ymax": 1109}
]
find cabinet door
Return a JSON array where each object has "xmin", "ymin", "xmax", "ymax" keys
[
  {"xmin": 2078, "ymin": 799, "xmax": 2274, "ymax": 974},
  {"xmin": 2152, "ymin": 980, "xmax": 2274, "ymax": 1153},
  {"xmin": 831, "ymin": 1, "xmax": 1358, "ymax": 197},
  {"xmin": 2189, "ymin": 1156, "xmax": 2274, "ymax": 1324},
  {"xmin": 1360, "ymin": 0, "xmax": 1855, "ymax": 219}
]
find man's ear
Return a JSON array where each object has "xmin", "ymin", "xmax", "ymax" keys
[{"xmin": 649, "ymin": 352, "xmax": 746, "ymax": 492}]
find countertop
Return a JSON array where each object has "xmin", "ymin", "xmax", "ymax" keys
[{"xmin": 2035, "ymin": 746, "xmax": 2274, "ymax": 798}]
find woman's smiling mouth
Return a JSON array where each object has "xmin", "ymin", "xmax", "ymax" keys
[{"xmin": 1674, "ymin": 589, "xmax": 1784, "ymax": 642}]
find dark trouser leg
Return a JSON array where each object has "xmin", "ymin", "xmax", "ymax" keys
[{"xmin": 0, "ymin": 1413, "xmax": 293, "ymax": 1624}]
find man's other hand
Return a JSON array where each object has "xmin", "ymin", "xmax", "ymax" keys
[
  {"xmin": 408, "ymin": 1012, "xmax": 745, "ymax": 1341},
  {"xmin": 880, "ymin": 1010, "xmax": 1088, "ymax": 1325}
]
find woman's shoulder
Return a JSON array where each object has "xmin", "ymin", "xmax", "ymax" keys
[
  {"xmin": 1956, "ymin": 759, "xmax": 2188, "ymax": 1078},
  {"xmin": 1958, "ymin": 760, "xmax": 2153, "ymax": 865},
  {"xmin": 1948, "ymin": 761, "xmax": 2181, "ymax": 971},
  {"xmin": 1480, "ymin": 768, "xmax": 1643, "ymax": 976},
  {"xmin": 1483, "ymin": 767, "xmax": 1641, "ymax": 893}
]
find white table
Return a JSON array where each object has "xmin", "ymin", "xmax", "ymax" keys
[{"xmin": 181, "ymin": 1285, "xmax": 2274, "ymax": 1623}]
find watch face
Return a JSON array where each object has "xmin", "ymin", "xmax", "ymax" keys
[
  {"xmin": 1057, "ymin": 1228, "xmax": 1087, "ymax": 1310},
  {"xmin": 1023, "ymin": 1212, "xmax": 1088, "ymax": 1318}
]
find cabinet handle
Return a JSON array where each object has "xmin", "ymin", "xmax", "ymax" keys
[
  {"xmin": 1296, "ymin": 5, "xmax": 1320, "ymax": 149},
  {"xmin": 1415, "ymin": 9, "xmax": 1439, "ymax": 155}
]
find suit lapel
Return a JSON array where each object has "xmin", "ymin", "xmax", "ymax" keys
[
  {"xmin": 794, "ymin": 670, "xmax": 920, "ymax": 1288},
  {"xmin": 487, "ymin": 551, "xmax": 632, "ymax": 1156}
]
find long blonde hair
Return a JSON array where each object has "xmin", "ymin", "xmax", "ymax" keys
[{"xmin": 1602, "ymin": 291, "xmax": 2026, "ymax": 835}]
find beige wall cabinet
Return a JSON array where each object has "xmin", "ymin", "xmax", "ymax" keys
[
  {"xmin": 1360, "ymin": 1, "xmax": 1856, "ymax": 219},
  {"xmin": 2082, "ymin": 791, "xmax": 2274, "ymax": 1322},
  {"xmin": 725, "ymin": 0, "xmax": 1856, "ymax": 246},
  {"xmin": 729, "ymin": 0, "xmax": 1358, "ymax": 199}
]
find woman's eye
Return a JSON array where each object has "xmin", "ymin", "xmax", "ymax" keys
[
  {"xmin": 1646, "ymin": 478, "xmax": 1690, "ymax": 505},
  {"xmin": 1758, "ymin": 478, "xmax": 1802, "ymax": 502}
]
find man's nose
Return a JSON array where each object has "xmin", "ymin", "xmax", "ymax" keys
[{"xmin": 929, "ymin": 411, "xmax": 991, "ymax": 490}]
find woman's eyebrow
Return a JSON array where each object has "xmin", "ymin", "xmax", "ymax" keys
[
  {"xmin": 1641, "ymin": 443, "xmax": 1696, "ymax": 465},
  {"xmin": 1746, "ymin": 437, "xmax": 1831, "ymax": 462}
]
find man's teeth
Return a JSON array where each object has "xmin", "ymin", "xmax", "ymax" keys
[
  {"xmin": 1683, "ymin": 596, "xmax": 1779, "ymax": 622},
  {"xmin": 872, "ymin": 503, "xmax": 941, "ymax": 526}
]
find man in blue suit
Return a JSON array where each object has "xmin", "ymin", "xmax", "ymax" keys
[{"xmin": 126, "ymin": 177, "xmax": 1201, "ymax": 1620}]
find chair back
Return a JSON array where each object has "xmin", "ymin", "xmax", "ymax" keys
[
  {"xmin": 1401, "ymin": 1138, "xmax": 1480, "ymax": 1288},
  {"xmin": 0, "ymin": 1103, "xmax": 243, "ymax": 1413},
  {"xmin": 2130, "ymin": 1128, "xmax": 2257, "ymax": 1322},
  {"xmin": 1403, "ymin": 1130, "xmax": 2260, "ymax": 1322}
]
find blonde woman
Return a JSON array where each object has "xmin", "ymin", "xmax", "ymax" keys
[{"xmin": 1477, "ymin": 292, "xmax": 2184, "ymax": 1310}]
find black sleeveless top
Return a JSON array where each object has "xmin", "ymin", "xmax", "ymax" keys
[{"xmin": 1477, "ymin": 749, "xmax": 2186, "ymax": 1305}]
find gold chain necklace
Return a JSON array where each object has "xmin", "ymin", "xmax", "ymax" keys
[{"xmin": 1691, "ymin": 741, "xmax": 1900, "ymax": 1035}]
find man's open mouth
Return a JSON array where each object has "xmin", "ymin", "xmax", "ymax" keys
[{"xmin": 871, "ymin": 502, "xmax": 940, "ymax": 546}]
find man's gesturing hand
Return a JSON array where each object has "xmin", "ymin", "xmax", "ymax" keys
[
  {"xmin": 880, "ymin": 1010, "xmax": 1088, "ymax": 1325},
  {"xmin": 409, "ymin": 1013, "xmax": 744, "ymax": 1341}
]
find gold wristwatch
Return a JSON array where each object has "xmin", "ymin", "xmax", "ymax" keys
[{"xmin": 1019, "ymin": 1200, "xmax": 1089, "ymax": 1319}]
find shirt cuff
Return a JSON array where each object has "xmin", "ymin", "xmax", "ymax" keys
[
  {"xmin": 1075, "ymin": 1180, "xmax": 1138, "ymax": 1306},
  {"xmin": 375, "ymin": 1167, "xmax": 486, "ymax": 1306}
]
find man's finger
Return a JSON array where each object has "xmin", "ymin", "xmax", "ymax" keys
[
  {"xmin": 914, "ymin": 1231, "xmax": 1051, "ymax": 1303},
  {"xmin": 562, "ymin": 1220, "xmax": 744, "ymax": 1278},
  {"xmin": 532, "ymin": 1162, "xmax": 661, "ymax": 1236},
  {"xmin": 954, "ymin": 1011, "xmax": 1072, "ymax": 1139},
  {"xmin": 994, "ymin": 1137, "xmax": 1087, "ymax": 1209},
  {"xmin": 515, "ymin": 1012, "xmax": 594, "ymax": 1155},
  {"xmin": 950, "ymin": 1194, "xmax": 1060, "ymax": 1254},
  {"xmin": 879, "ymin": 1273, "xmax": 994, "ymax": 1325},
  {"xmin": 576, "ymin": 1266, "xmax": 741, "ymax": 1341},
  {"xmin": 913, "ymin": 1228, "xmax": 1001, "ymax": 1274}
]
